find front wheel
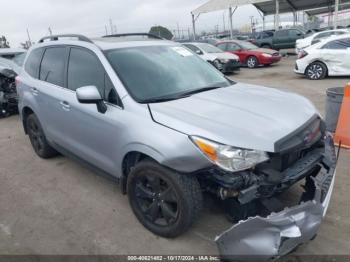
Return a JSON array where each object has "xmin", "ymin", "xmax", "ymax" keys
[
  {"xmin": 305, "ymin": 62, "xmax": 327, "ymax": 80},
  {"xmin": 246, "ymin": 56, "xmax": 258, "ymax": 68},
  {"xmin": 127, "ymin": 160, "xmax": 202, "ymax": 238}
]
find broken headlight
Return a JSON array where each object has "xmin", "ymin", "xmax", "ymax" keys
[{"xmin": 190, "ymin": 136, "xmax": 269, "ymax": 172}]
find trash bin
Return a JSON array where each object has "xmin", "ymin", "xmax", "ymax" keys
[{"xmin": 325, "ymin": 87, "xmax": 344, "ymax": 132}]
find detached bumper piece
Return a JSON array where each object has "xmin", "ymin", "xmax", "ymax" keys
[{"xmin": 215, "ymin": 136, "xmax": 336, "ymax": 262}]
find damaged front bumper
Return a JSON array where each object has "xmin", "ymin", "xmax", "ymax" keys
[{"xmin": 215, "ymin": 135, "xmax": 337, "ymax": 261}]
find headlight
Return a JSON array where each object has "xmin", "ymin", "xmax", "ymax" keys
[
  {"xmin": 218, "ymin": 58, "xmax": 229, "ymax": 63},
  {"xmin": 261, "ymin": 53, "xmax": 272, "ymax": 58},
  {"xmin": 190, "ymin": 136, "xmax": 269, "ymax": 172}
]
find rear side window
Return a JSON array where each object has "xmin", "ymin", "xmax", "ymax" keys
[
  {"xmin": 40, "ymin": 47, "xmax": 66, "ymax": 86},
  {"xmin": 25, "ymin": 48, "xmax": 44, "ymax": 78},
  {"xmin": 226, "ymin": 43, "xmax": 241, "ymax": 51}
]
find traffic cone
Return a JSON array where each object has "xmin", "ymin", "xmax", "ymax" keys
[{"xmin": 334, "ymin": 83, "xmax": 350, "ymax": 149}]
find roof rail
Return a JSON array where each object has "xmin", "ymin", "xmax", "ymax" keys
[
  {"xmin": 103, "ymin": 33, "xmax": 163, "ymax": 40},
  {"xmin": 38, "ymin": 34, "xmax": 93, "ymax": 43}
]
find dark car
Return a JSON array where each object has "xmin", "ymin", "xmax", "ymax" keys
[{"xmin": 216, "ymin": 40, "xmax": 281, "ymax": 68}]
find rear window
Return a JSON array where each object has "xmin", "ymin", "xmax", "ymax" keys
[
  {"xmin": 39, "ymin": 47, "xmax": 66, "ymax": 87},
  {"xmin": 322, "ymin": 38, "xmax": 350, "ymax": 49},
  {"xmin": 24, "ymin": 48, "xmax": 44, "ymax": 78}
]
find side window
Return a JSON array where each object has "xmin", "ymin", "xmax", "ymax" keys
[
  {"xmin": 275, "ymin": 30, "xmax": 288, "ymax": 37},
  {"xmin": 315, "ymin": 32, "xmax": 332, "ymax": 40},
  {"xmin": 39, "ymin": 47, "xmax": 66, "ymax": 86},
  {"xmin": 289, "ymin": 29, "xmax": 301, "ymax": 37},
  {"xmin": 67, "ymin": 47, "xmax": 121, "ymax": 105},
  {"xmin": 67, "ymin": 47, "xmax": 105, "ymax": 95},
  {"xmin": 226, "ymin": 43, "xmax": 241, "ymax": 51},
  {"xmin": 184, "ymin": 44, "xmax": 201, "ymax": 53},
  {"xmin": 24, "ymin": 48, "xmax": 44, "ymax": 79},
  {"xmin": 216, "ymin": 43, "xmax": 227, "ymax": 51},
  {"xmin": 322, "ymin": 38, "xmax": 350, "ymax": 49}
]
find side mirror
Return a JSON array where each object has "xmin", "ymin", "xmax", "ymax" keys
[
  {"xmin": 76, "ymin": 85, "xmax": 107, "ymax": 114},
  {"xmin": 196, "ymin": 50, "xmax": 203, "ymax": 55}
]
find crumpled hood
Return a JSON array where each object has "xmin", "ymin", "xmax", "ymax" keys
[{"xmin": 149, "ymin": 83, "xmax": 318, "ymax": 152}]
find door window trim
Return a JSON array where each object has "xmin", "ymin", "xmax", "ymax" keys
[{"xmin": 65, "ymin": 45, "xmax": 123, "ymax": 109}]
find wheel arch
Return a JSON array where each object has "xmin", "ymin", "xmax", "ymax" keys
[{"xmin": 120, "ymin": 147, "xmax": 164, "ymax": 194}]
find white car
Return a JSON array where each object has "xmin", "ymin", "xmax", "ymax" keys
[
  {"xmin": 295, "ymin": 29, "xmax": 350, "ymax": 54},
  {"xmin": 183, "ymin": 42, "xmax": 240, "ymax": 73},
  {"xmin": 295, "ymin": 35, "xmax": 350, "ymax": 80}
]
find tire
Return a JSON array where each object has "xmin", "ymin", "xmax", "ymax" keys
[
  {"xmin": 305, "ymin": 62, "xmax": 327, "ymax": 80},
  {"xmin": 127, "ymin": 160, "xmax": 202, "ymax": 238},
  {"xmin": 26, "ymin": 114, "xmax": 58, "ymax": 158},
  {"xmin": 246, "ymin": 56, "xmax": 259, "ymax": 68}
]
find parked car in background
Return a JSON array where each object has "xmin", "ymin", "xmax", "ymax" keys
[
  {"xmin": 295, "ymin": 35, "xmax": 350, "ymax": 80},
  {"xmin": 216, "ymin": 40, "xmax": 281, "ymax": 68},
  {"xmin": 249, "ymin": 30, "xmax": 275, "ymax": 48},
  {"xmin": 250, "ymin": 28, "xmax": 305, "ymax": 49},
  {"xmin": 183, "ymin": 42, "xmax": 240, "ymax": 73},
  {"xmin": 296, "ymin": 29, "xmax": 350, "ymax": 54},
  {"xmin": 0, "ymin": 48, "xmax": 26, "ymax": 60},
  {"xmin": 0, "ymin": 57, "xmax": 23, "ymax": 117}
]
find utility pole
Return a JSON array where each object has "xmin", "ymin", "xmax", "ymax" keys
[
  {"xmin": 223, "ymin": 11, "xmax": 226, "ymax": 33},
  {"xmin": 105, "ymin": 25, "xmax": 108, "ymax": 36},
  {"xmin": 48, "ymin": 27, "xmax": 52, "ymax": 36},
  {"xmin": 26, "ymin": 28, "xmax": 32, "ymax": 47},
  {"xmin": 109, "ymin": 18, "xmax": 114, "ymax": 34},
  {"xmin": 334, "ymin": 0, "xmax": 339, "ymax": 29},
  {"xmin": 177, "ymin": 22, "xmax": 180, "ymax": 39}
]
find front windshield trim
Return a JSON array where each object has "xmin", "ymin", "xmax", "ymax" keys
[{"xmin": 104, "ymin": 45, "xmax": 234, "ymax": 104}]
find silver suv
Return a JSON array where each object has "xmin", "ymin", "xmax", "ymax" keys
[{"xmin": 17, "ymin": 34, "xmax": 336, "ymax": 259}]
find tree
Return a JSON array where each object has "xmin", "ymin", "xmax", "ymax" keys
[
  {"xmin": 149, "ymin": 26, "xmax": 173, "ymax": 40},
  {"xmin": 0, "ymin": 36, "xmax": 10, "ymax": 48}
]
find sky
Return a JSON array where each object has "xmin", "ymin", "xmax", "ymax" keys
[{"xmin": 1, "ymin": 0, "xmax": 284, "ymax": 47}]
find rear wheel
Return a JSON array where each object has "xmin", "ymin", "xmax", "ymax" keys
[
  {"xmin": 26, "ymin": 114, "xmax": 58, "ymax": 158},
  {"xmin": 246, "ymin": 56, "xmax": 258, "ymax": 68},
  {"xmin": 305, "ymin": 62, "xmax": 327, "ymax": 80},
  {"xmin": 127, "ymin": 160, "xmax": 202, "ymax": 238}
]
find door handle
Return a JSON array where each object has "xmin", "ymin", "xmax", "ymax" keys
[
  {"xmin": 31, "ymin": 87, "xmax": 39, "ymax": 96},
  {"xmin": 60, "ymin": 101, "xmax": 71, "ymax": 111}
]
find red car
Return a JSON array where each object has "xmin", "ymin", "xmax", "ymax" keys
[{"xmin": 216, "ymin": 40, "xmax": 282, "ymax": 68}]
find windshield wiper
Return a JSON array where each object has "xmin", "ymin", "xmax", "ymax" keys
[
  {"xmin": 143, "ymin": 86, "xmax": 226, "ymax": 104},
  {"xmin": 142, "ymin": 93, "xmax": 191, "ymax": 103},
  {"xmin": 179, "ymin": 85, "xmax": 226, "ymax": 97}
]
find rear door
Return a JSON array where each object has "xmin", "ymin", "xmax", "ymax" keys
[
  {"xmin": 320, "ymin": 38, "xmax": 350, "ymax": 76},
  {"xmin": 35, "ymin": 46, "xmax": 69, "ymax": 143}
]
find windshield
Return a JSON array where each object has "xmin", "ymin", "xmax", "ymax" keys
[
  {"xmin": 239, "ymin": 41, "xmax": 258, "ymax": 50},
  {"xmin": 196, "ymin": 43, "xmax": 223, "ymax": 53},
  {"xmin": 106, "ymin": 45, "xmax": 232, "ymax": 103}
]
